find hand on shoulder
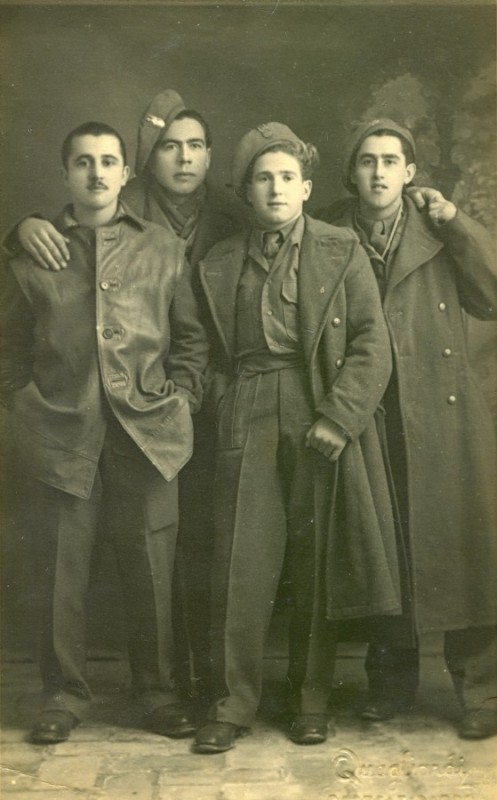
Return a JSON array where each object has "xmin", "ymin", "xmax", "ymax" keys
[{"xmin": 406, "ymin": 186, "xmax": 457, "ymax": 226}]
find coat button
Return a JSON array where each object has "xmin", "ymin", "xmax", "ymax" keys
[
  {"xmin": 335, "ymin": 358, "xmax": 344, "ymax": 369},
  {"xmin": 442, "ymin": 348, "xmax": 452, "ymax": 357},
  {"xmin": 447, "ymin": 394, "xmax": 456, "ymax": 405},
  {"xmin": 332, "ymin": 317, "xmax": 341, "ymax": 327},
  {"xmin": 438, "ymin": 302, "xmax": 447, "ymax": 311},
  {"xmin": 100, "ymin": 281, "xmax": 109, "ymax": 291},
  {"xmin": 102, "ymin": 328, "xmax": 114, "ymax": 339},
  {"xmin": 267, "ymin": 309, "xmax": 273, "ymax": 316}
]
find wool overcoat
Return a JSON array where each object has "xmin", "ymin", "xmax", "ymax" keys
[
  {"xmin": 199, "ymin": 214, "xmax": 402, "ymax": 621},
  {"xmin": 321, "ymin": 196, "xmax": 497, "ymax": 631}
]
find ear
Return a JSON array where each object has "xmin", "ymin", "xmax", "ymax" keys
[
  {"xmin": 303, "ymin": 179, "xmax": 312, "ymax": 201},
  {"xmin": 61, "ymin": 167, "xmax": 69, "ymax": 187},
  {"xmin": 121, "ymin": 165, "xmax": 130, "ymax": 187},
  {"xmin": 404, "ymin": 163, "xmax": 416, "ymax": 185},
  {"xmin": 205, "ymin": 148, "xmax": 212, "ymax": 170}
]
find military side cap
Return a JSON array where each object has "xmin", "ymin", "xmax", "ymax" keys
[
  {"xmin": 135, "ymin": 89, "xmax": 186, "ymax": 175},
  {"xmin": 342, "ymin": 117, "xmax": 416, "ymax": 193},
  {"xmin": 232, "ymin": 122, "xmax": 304, "ymax": 197}
]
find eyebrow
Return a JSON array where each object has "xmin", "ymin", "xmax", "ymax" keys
[
  {"xmin": 359, "ymin": 152, "xmax": 401, "ymax": 160},
  {"xmin": 162, "ymin": 137, "xmax": 206, "ymax": 145},
  {"xmin": 255, "ymin": 169, "xmax": 299, "ymax": 176},
  {"xmin": 74, "ymin": 153, "xmax": 119, "ymax": 161}
]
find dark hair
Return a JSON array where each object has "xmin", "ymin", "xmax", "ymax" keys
[
  {"xmin": 173, "ymin": 109, "xmax": 212, "ymax": 148},
  {"xmin": 243, "ymin": 140, "xmax": 319, "ymax": 198},
  {"xmin": 356, "ymin": 128, "xmax": 416, "ymax": 168},
  {"xmin": 61, "ymin": 122, "xmax": 127, "ymax": 168}
]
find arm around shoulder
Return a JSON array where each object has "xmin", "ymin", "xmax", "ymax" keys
[{"xmin": 436, "ymin": 206, "xmax": 497, "ymax": 320}]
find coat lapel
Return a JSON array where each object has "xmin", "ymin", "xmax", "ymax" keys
[
  {"xmin": 385, "ymin": 196, "xmax": 443, "ymax": 301},
  {"xmin": 324, "ymin": 196, "xmax": 444, "ymax": 305},
  {"xmin": 199, "ymin": 234, "xmax": 248, "ymax": 359},
  {"xmin": 299, "ymin": 216, "xmax": 355, "ymax": 364}
]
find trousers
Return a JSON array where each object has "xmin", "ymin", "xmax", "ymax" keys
[
  {"xmin": 208, "ymin": 366, "xmax": 338, "ymax": 727},
  {"xmin": 366, "ymin": 627, "xmax": 497, "ymax": 712},
  {"xmin": 30, "ymin": 414, "xmax": 180, "ymax": 717}
]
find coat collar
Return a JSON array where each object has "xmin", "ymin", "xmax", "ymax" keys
[
  {"xmin": 329, "ymin": 195, "xmax": 444, "ymax": 301},
  {"xmin": 54, "ymin": 201, "xmax": 146, "ymax": 234},
  {"xmin": 199, "ymin": 214, "xmax": 357, "ymax": 360}
]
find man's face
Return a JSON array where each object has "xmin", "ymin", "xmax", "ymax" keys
[
  {"xmin": 246, "ymin": 150, "xmax": 312, "ymax": 229},
  {"xmin": 148, "ymin": 117, "xmax": 211, "ymax": 201},
  {"xmin": 351, "ymin": 134, "xmax": 416, "ymax": 217},
  {"xmin": 62, "ymin": 134, "xmax": 129, "ymax": 214}
]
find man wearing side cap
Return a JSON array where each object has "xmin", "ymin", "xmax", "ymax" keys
[
  {"xmin": 6, "ymin": 90, "xmax": 248, "ymax": 707},
  {"xmin": 193, "ymin": 121, "xmax": 402, "ymax": 752},
  {"xmin": 319, "ymin": 118, "xmax": 497, "ymax": 740}
]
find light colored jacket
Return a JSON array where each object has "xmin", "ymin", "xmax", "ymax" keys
[{"xmin": 0, "ymin": 204, "xmax": 209, "ymax": 498}]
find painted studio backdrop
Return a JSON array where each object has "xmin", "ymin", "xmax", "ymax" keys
[{"xmin": 1, "ymin": 1, "xmax": 496, "ymax": 657}]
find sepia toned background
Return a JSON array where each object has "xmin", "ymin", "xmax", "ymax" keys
[{"xmin": 1, "ymin": 0, "xmax": 496, "ymax": 658}]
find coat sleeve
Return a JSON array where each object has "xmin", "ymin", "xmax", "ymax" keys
[
  {"xmin": 1, "ymin": 213, "xmax": 44, "ymax": 257},
  {"xmin": 0, "ymin": 262, "xmax": 35, "ymax": 409},
  {"xmin": 315, "ymin": 243, "xmax": 392, "ymax": 441},
  {"xmin": 165, "ymin": 259, "xmax": 210, "ymax": 414},
  {"xmin": 437, "ymin": 210, "xmax": 497, "ymax": 320}
]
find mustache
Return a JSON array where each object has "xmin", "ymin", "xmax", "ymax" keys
[{"xmin": 88, "ymin": 181, "xmax": 108, "ymax": 189}]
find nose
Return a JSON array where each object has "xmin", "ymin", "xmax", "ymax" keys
[
  {"xmin": 373, "ymin": 159, "xmax": 383, "ymax": 177},
  {"xmin": 90, "ymin": 161, "xmax": 103, "ymax": 179},
  {"xmin": 271, "ymin": 177, "xmax": 284, "ymax": 195},
  {"xmin": 179, "ymin": 144, "xmax": 192, "ymax": 163}
]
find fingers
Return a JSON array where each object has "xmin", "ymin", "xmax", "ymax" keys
[
  {"xmin": 407, "ymin": 186, "xmax": 445, "ymax": 211},
  {"xmin": 427, "ymin": 199, "xmax": 457, "ymax": 226},
  {"xmin": 407, "ymin": 187, "xmax": 427, "ymax": 210},
  {"xmin": 306, "ymin": 433, "xmax": 344, "ymax": 462},
  {"xmin": 27, "ymin": 233, "xmax": 70, "ymax": 271}
]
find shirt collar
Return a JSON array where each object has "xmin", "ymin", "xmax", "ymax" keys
[
  {"xmin": 56, "ymin": 201, "xmax": 146, "ymax": 233},
  {"xmin": 252, "ymin": 213, "xmax": 305, "ymax": 253},
  {"xmin": 356, "ymin": 201, "xmax": 404, "ymax": 239}
]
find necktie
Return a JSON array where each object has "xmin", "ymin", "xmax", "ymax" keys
[
  {"xmin": 370, "ymin": 220, "xmax": 388, "ymax": 258},
  {"xmin": 263, "ymin": 230, "xmax": 283, "ymax": 260}
]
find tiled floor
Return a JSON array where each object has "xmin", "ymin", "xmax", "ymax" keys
[{"xmin": 2, "ymin": 637, "xmax": 496, "ymax": 800}]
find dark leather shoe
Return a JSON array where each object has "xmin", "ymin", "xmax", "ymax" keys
[
  {"xmin": 194, "ymin": 721, "xmax": 247, "ymax": 753},
  {"xmin": 144, "ymin": 703, "xmax": 197, "ymax": 738},
  {"xmin": 289, "ymin": 714, "xmax": 330, "ymax": 745},
  {"xmin": 31, "ymin": 709, "xmax": 80, "ymax": 744},
  {"xmin": 361, "ymin": 696, "xmax": 413, "ymax": 721},
  {"xmin": 458, "ymin": 708, "xmax": 497, "ymax": 740}
]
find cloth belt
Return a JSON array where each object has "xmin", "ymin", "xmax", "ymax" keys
[{"xmin": 236, "ymin": 351, "xmax": 304, "ymax": 377}]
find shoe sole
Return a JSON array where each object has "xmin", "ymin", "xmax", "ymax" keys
[
  {"xmin": 194, "ymin": 726, "xmax": 250, "ymax": 753},
  {"xmin": 30, "ymin": 733, "xmax": 71, "ymax": 744},
  {"xmin": 194, "ymin": 742, "xmax": 234, "ymax": 753},
  {"xmin": 289, "ymin": 734, "xmax": 327, "ymax": 745}
]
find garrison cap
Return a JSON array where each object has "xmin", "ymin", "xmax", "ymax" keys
[
  {"xmin": 342, "ymin": 118, "xmax": 416, "ymax": 193},
  {"xmin": 232, "ymin": 122, "xmax": 304, "ymax": 197},
  {"xmin": 135, "ymin": 89, "xmax": 186, "ymax": 175}
]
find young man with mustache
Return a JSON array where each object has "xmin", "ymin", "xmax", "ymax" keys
[
  {"xmin": 5, "ymin": 91, "xmax": 248, "ymax": 709},
  {"xmin": 0, "ymin": 121, "xmax": 209, "ymax": 744}
]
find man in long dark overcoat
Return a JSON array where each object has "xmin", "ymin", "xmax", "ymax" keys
[
  {"xmin": 193, "ymin": 122, "xmax": 401, "ymax": 753},
  {"xmin": 320, "ymin": 118, "xmax": 497, "ymax": 740}
]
